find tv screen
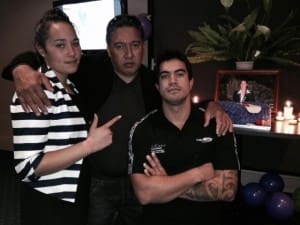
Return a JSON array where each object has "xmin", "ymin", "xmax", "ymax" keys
[{"xmin": 53, "ymin": 0, "xmax": 126, "ymax": 50}]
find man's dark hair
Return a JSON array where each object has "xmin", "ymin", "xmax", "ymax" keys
[
  {"xmin": 106, "ymin": 15, "xmax": 144, "ymax": 44},
  {"xmin": 154, "ymin": 50, "xmax": 193, "ymax": 83}
]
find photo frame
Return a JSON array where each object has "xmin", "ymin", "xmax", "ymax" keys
[{"xmin": 214, "ymin": 70, "xmax": 280, "ymax": 112}]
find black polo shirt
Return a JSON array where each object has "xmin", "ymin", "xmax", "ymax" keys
[
  {"xmin": 91, "ymin": 73, "xmax": 145, "ymax": 177},
  {"xmin": 129, "ymin": 106, "xmax": 239, "ymax": 225}
]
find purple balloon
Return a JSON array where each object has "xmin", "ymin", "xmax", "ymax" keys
[
  {"xmin": 138, "ymin": 15, "xmax": 152, "ymax": 40},
  {"xmin": 259, "ymin": 172, "xmax": 284, "ymax": 193},
  {"xmin": 242, "ymin": 182, "xmax": 267, "ymax": 207},
  {"xmin": 266, "ymin": 192, "xmax": 295, "ymax": 220}
]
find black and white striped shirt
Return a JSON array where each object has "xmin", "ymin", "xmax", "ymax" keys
[{"xmin": 11, "ymin": 69, "xmax": 87, "ymax": 203}]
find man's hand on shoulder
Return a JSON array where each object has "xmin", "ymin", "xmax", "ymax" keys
[
  {"xmin": 13, "ymin": 64, "xmax": 53, "ymax": 116},
  {"xmin": 204, "ymin": 101, "xmax": 233, "ymax": 136}
]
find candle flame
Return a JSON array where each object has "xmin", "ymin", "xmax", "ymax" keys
[
  {"xmin": 285, "ymin": 100, "xmax": 292, "ymax": 107},
  {"xmin": 192, "ymin": 95, "xmax": 200, "ymax": 104}
]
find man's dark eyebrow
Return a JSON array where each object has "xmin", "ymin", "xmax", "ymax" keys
[
  {"xmin": 113, "ymin": 40, "xmax": 142, "ymax": 45},
  {"xmin": 54, "ymin": 39, "xmax": 66, "ymax": 42},
  {"xmin": 159, "ymin": 70, "xmax": 169, "ymax": 75},
  {"xmin": 159, "ymin": 68, "xmax": 186, "ymax": 75},
  {"xmin": 174, "ymin": 68, "xmax": 186, "ymax": 73}
]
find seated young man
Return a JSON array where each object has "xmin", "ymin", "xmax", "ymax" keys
[{"xmin": 129, "ymin": 50, "xmax": 239, "ymax": 225}]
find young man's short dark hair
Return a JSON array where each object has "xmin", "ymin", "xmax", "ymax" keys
[{"xmin": 154, "ymin": 50, "xmax": 193, "ymax": 83}]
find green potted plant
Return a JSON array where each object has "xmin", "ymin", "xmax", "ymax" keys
[{"xmin": 185, "ymin": 0, "xmax": 300, "ymax": 69}]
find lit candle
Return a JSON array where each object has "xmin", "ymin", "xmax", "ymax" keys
[
  {"xmin": 274, "ymin": 120, "xmax": 284, "ymax": 133},
  {"xmin": 289, "ymin": 115, "xmax": 297, "ymax": 125},
  {"xmin": 192, "ymin": 95, "xmax": 200, "ymax": 104},
  {"xmin": 283, "ymin": 100, "xmax": 294, "ymax": 119},
  {"xmin": 275, "ymin": 111, "xmax": 284, "ymax": 121}
]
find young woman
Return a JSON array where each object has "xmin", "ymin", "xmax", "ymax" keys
[{"xmin": 10, "ymin": 8, "xmax": 121, "ymax": 225}]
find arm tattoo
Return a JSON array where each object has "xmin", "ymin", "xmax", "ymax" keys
[{"xmin": 181, "ymin": 170, "xmax": 238, "ymax": 202}]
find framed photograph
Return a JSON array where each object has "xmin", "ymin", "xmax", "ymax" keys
[{"xmin": 214, "ymin": 70, "xmax": 280, "ymax": 112}]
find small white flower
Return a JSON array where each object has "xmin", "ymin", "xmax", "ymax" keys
[
  {"xmin": 220, "ymin": 0, "xmax": 234, "ymax": 9},
  {"xmin": 254, "ymin": 50, "xmax": 261, "ymax": 58}
]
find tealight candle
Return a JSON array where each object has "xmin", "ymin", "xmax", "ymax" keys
[
  {"xmin": 275, "ymin": 111, "xmax": 284, "ymax": 121},
  {"xmin": 289, "ymin": 115, "xmax": 297, "ymax": 125},
  {"xmin": 283, "ymin": 100, "xmax": 294, "ymax": 119},
  {"xmin": 289, "ymin": 119, "xmax": 298, "ymax": 125}
]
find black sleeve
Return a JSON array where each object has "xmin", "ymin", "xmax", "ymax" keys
[
  {"xmin": 1, "ymin": 51, "xmax": 42, "ymax": 81},
  {"xmin": 214, "ymin": 132, "xmax": 239, "ymax": 170}
]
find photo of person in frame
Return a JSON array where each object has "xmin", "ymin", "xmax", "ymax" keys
[
  {"xmin": 218, "ymin": 76, "xmax": 272, "ymax": 125},
  {"xmin": 232, "ymin": 79, "xmax": 255, "ymax": 103}
]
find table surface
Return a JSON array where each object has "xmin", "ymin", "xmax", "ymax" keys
[{"xmin": 234, "ymin": 119, "xmax": 300, "ymax": 140}]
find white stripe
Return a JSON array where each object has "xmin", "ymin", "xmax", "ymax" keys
[
  {"xmin": 48, "ymin": 131, "xmax": 87, "ymax": 139},
  {"xmin": 13, "ymin": 134, "xmax": 47, "ymax": 144},
  {"xmin": 12, "ymin": 119, "xmax": 50, "ymax": 128},
  {"xmin": 10, "ymin": 104, "xmax": 26, "ymax": 113},
  {"xmin": 44, "ymin": 145, "xmax": 72, "ymax": 151},
  {"xmin": 14, "ymin": 150, "xmax": 41, "ymax": 159},
  {"xmin": 39, "ymin": 167, "xmax": 82, "ymax": 180},
  {"xmin": 12, "ymin": 118, "xmax": 85, "ymax": 128},
  {"xmin": 52, "ymin": 104, "xmax": 79, "ymax": 112},
  {"xmin": 14, "ymin": 131, "xmax": 88, "ymax": 143},
  {"xmin": 11, "ymin": 99, "xmax": 77, "ymax": 113},
  {"xmin": 44, "ymin": 145, "xmax": 87, "ymax": 153},
  {"xmin": 15, "ymin": 161, "xmax": 26, "ymax": 174},
  {"xmin": 14, "ymin": 146, "xmax": 86, "ymax": 158},
  {"xmin": 15, "ymin": 160, "xmax": 34, "ymax": 178},
  {"xmin": 62, "ymin": 198, "xmax": 75, "ymax": 203},
  {"xmin": 19, "ymin": 168, "xmax": 81, "ymax": 182},
  {"xmin": 51, "ymin": 118, "xmax": 86, "ymax": 126},
  {"xmin": 36, "ymin": 183, "xmax": 77, "ymax": 194}
]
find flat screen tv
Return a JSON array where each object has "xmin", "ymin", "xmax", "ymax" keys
[{"xmin": 53, "ymin": 0, "xmax": 127, "ymax": 51}]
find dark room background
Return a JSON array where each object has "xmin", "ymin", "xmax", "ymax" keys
[{"xmin": 150, "ymin": 0, "xmax": 300, "ymax": 111}]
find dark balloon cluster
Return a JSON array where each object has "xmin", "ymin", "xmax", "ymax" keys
[{"xmin": 241, "ymin": 172, "xmax": 297, "ymax": 221}]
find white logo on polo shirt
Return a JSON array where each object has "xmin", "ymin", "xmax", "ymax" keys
[
  {"xmin": 195, "ymin": 137, "xmax": 213, "ymax": 143},
  {"xmin": 151, "ymin": 144, "xmax": 166, "ymax": 154}
]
